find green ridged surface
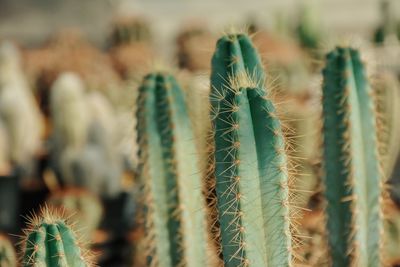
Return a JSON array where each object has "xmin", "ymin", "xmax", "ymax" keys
[
  {"xmin": 321, "ymin": 47, "xmax": 382, "ymax": 267},
  {"xmin": 211, "ymin": 82, "xmax": 291, "ymax": 266},
  {"xmin": 210, "ymin": 34, "xmax": 266, "ymax": 111},
  {"xmin": 210, "ymin": 33, "xmax": 291, "ymax": 267},
  {"xmin": 136, "ymin": 72, "xmax": 207, "ymax": 267},
  {"xmin": 23, "ymin": 219, "xmax": 87, "ymax": 267}
]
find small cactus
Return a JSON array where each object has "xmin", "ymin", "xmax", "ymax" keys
[
  {"xmin": 136, "ymin": 72, "xmax": 208, "ymax": 266},
  {"xmin": 0, "ymin": 234, "xmax": 16, "ymax": 267},
  {"xmin": 295, "ymin": 4, "xmax": 322, "ymax": 50},
  {"xmin": 321, "ymin": 47, "xmax": 382, "ymax": 267},
  {"xmin": 22, "ymin": 206, "xmax": 94, "ymax": 267}
]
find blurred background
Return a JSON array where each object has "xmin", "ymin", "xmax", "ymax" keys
[{"xmin": 0, "ymin": 0, "xmax": 400, "ymax": 266}]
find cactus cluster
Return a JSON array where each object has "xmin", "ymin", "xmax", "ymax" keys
[{"xmin": 1, "ymin": 6, "xmax": 400, "ymax": 267}]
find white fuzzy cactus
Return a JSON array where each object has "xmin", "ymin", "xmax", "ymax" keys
[
  {"xmin": 0, "ymin": 41, "xmax": 44, "ymax": 169},
  {"xmin": 50, "ymin": 72, "xmax": 89, "ymax": 149}
]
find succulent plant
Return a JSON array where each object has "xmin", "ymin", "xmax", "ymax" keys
[
  {"xmin": 373, "ymin": 0, "xmax": 398, "ymax": 45},
  {"xmin": 0, "ymin": 234, "xmax": 16, "ymax": 267},
  {"xmin": 210, "ymin": 33, "xmax": 292, "ymax": 266},
  {"xmin": 110, "ymin": 16, "xmax": 152, "ymax": 47},
  {"xmin": 58, "ymin": 122, "xmax": 122, "ymax": 198},
  {"xmin": 49, "ymin": 73, "xmax": 122, "ymax": 197},
  {"xmin": 373, "ymin": 72, "xmax": 400, "ymax": 180},
  {"xmin": 295, "ymin": 3, "xmax": 322, "ymax": 50},
  {"xmin": 321, "ymin": 47, "xmax": 382, "ymax": 267},
  {"xmin": 0, "ymin": 41, "xmax": 44, "ymax": 170},
  {"xmin": 21, "ymin": 206, "xmax": 94, "ymax": 267},
  {"xmin": 46, "ymin": 188, "xmax": 103, "ymax": 241},
  {"xmin": 136, "ymin": 72, "xmax": 208, "ymax": 267},
  {"xmin": 50, "ymin": 72, "xmax": 90, "ymax": 151}
]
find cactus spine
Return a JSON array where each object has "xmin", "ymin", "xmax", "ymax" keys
[
  {"xmin": 136, "ymin": 72, "xmax": 207, "ymax": 267},
  {"xmin": 321, "ymin": 47, "xmax": 382, "ymax": 267},
  {"xmin": 22, "ymin": 207, "xmax": 93, "ymax": 267},
  {"xmin": 210, "ymin": 33, "xmax": 292, "ymax": 266}
]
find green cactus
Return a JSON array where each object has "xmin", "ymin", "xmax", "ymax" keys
[
  {"xmin": 22, "ymin": 206, "xmax": 93, "ymax": 267},
  {"xmin": 110, "ymin": 17, "xmax": 151, "ymax": 47},
  {"xmin": 46, "ymin": 188, "xmax": 103, "ymax": 242},
  {"xmin": 0, "ymin": 234, "xmax": 16, "ymax": 267},
  {"xmin": 210, "ymin": 33, "xmax": 265, "ymax": 109},
  {"xmin": 136, "ymin": 72, "xmax": 207, "ymax": 267},
  {"xmin": 210, "ymin": 33, "xmax": 292, "ymax": 267},
  {"xmin": 295, "ymin": 4, "xmax": 322, "ymax": 50},
  {"xmin": 373, "ymin": 0, "xmax": 398, "ymax": 45},
  {"xmin": 321, "ymin": 47, "xmax": 382, "ymax": 267}
]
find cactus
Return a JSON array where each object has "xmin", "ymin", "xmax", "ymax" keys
[
  {"xmin": 50, "ymin": 72, "xmax": 89, "ymax": 151},
  {"xmin": 321, "ymin": 47, "xmax": 382, "ymax": 267},
  {"xmin": 295, "ymin": 3, "xmax": 322, "ymax": 50},
  {"xmin": 22, "ymin": 206, "xmax": 93, "ymax": 267},
  {"xmin": 374, "ymin": 72, "xmax": 400, "ymax": 180},
  {"xmin": 59, "ymin": 122, "xmax": 122, "ymax": 198},
  {"xmin": 110, "ymin": 16, "xmax": 151, "ymax": 47},
  {"xmin": 136, "ymin": 72, "xmax": 207, "ymax": 266},
  {"xmin": 210, "ymin": 33, "xmax": 265, "ymax": 106},
  {"xmin": 46, "ymin": 188, "xmax": 103, "ymax": 241},
  {"xmin": 0, "ymin": 41, "xmax": 44, "ymax": 170},
  {"xmin": 210, "ymin": 33, "xmax": 292, "ymax": 266},
  {"xmin": 373, "ymin": 0, "xmax": 398, "ymax": 45},
  {"xmin": 0, "ymin": 234, "xmax": 16, "ymax": 267}
]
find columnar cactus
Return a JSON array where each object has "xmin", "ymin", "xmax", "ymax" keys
[
  {"xmin": 0, "ymin": 41, "xmax": 44, "ymax": 169},
  {"xmin": 210, "ymin": 33, "xmax": 292, "ymax": 267},
  {"xmin": 136, "ymin": 72, "xmax": 207, "ymax": 267},
  {"xmin": 0, "ymin": 234, "xmax": 16, "ymax": 267},
  {"xmin": 295, "ymin": 4, "xmax": 322, "ymax": 50},
  {"xmin": 321, "ymin": 47, "xmax": 382, "ymax": 267},
  {"xmin": 22, "ymin": 207, "xmax": 93, "ymax": 267}
]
